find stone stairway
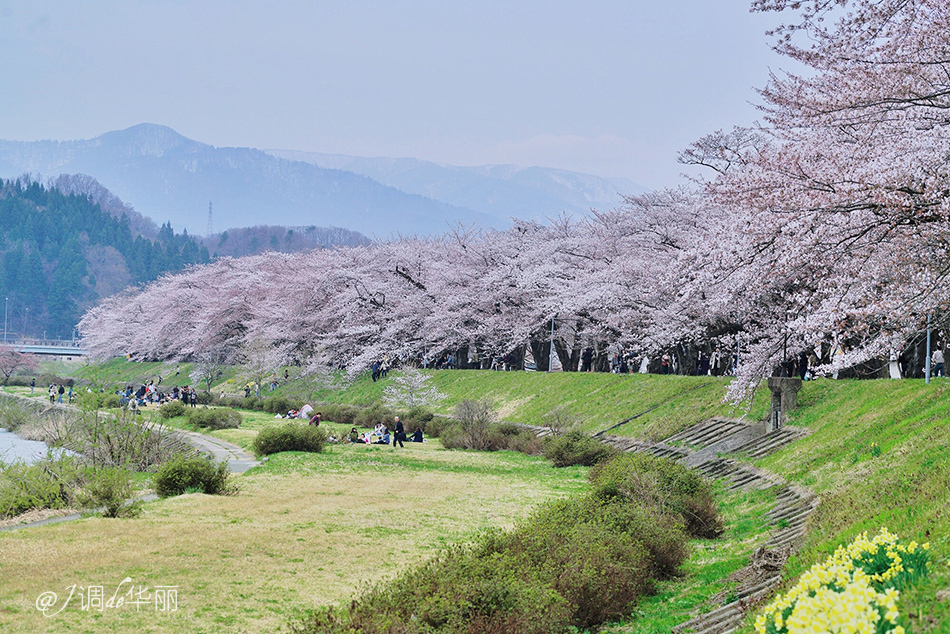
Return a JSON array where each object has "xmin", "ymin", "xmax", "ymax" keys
[{"xmin": 596, "ymin": 416, "xmax": 818, "ymax": 634}]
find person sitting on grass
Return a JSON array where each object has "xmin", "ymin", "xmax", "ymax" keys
[
  {"xmin": 374, "ymin": 426, "xmax": 390, "ymax": 444},
  {"xmin": 411, "ymin": 428, "xmax": 424, "ymax": 443},
  {"xmin": 348, "ymin": 427, "xmax": 360, "ymax": 443}
]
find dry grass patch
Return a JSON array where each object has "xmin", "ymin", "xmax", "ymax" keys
[{"xmin": 0, "ymin": 442, "xmax": 586, "ymax": 633}]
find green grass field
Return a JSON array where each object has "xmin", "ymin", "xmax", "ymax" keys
[
  {"xmin": 0, "ymin": 438, "xmax": 588, "ymax": 633},
  {"xmin": 5, "ymin": 360, "xmax": 948, "ymax": 632}
]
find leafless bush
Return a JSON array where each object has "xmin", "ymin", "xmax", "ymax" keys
[
  {"xmin": 69, "ymin": 408, "xmax": 190, "ymax": 470},
  {"xmin": 442, "ymin": 399, "xmax": 497, "ymax": 451},
  {"xmin": 542, "ymin": 405, "xmax": 585, "ymax": 436}
]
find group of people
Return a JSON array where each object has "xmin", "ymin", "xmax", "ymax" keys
[
  {"xmin": 279, "ymin": 404, "xmax": 320, "ymax": 424},
  {"xmin": 371, "ymin": 358, "xmax": 394, "ymax": 382},
  {"xmin": 118, "ymin": 382, "xmax": 200, "ymax": 409},
  {"xmin": 346, "ymin": 417, "xmax": 423, "ymax": 446},
  {"xmin": 45, "ymin": 382, "xmax": 73, "ymax": 404}
]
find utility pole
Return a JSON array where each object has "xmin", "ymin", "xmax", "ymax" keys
[
  {"xmin": 3, "ymin": 297, "xmax": 6, "ymax": 345},
  {"xmin": 207, "ymin": 201, "xmax": 213, "ymax": 237},
  {"xmin": 548, "ymin": 316, "xmax": 555, "ymax": 372},
  {"xmin": 735, "ymin": 309, "xmax": 741, "ymax": 376},
  {"xmin": 926, "ymin": 315, "xmax": 932, "ymax": 384}
]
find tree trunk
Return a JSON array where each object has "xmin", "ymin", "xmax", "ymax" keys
[
  {"xmin": 456, "ymin": 345, "xmax": 470, "ymax": 369},
  {"xmin": 506, "ymin": 345, "xmax": 526, "ymax": 371},
  {"xmin": 530, "ymin": 338, "xmax": 552, "ymax": 372},
  {"xmin": 553, "ymin": 338, "xmax": 580, "ymax": 372}
]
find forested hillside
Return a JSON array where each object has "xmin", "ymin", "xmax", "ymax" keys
[{"xmin": 0, "ymin": 177, "xmax": 210, "ymax": 338}]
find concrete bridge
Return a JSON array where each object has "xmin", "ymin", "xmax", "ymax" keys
[{"xmin": 4, "ymin": 339, "xmax": 87, "ymax": 357}]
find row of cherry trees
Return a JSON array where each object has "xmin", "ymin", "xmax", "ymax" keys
[
  {"xmin": 76, "ymin": 203, "xmax": 700, "ymax": 376},
  {"xmin": 78, "ymin": 0, "xmax": 950, "ymax": 397}
]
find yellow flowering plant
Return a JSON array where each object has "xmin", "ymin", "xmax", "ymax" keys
[{"xmin": 754, "ymin": 528, "xmax": 929, "ymax": 634}]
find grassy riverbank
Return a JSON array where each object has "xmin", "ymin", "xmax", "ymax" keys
[{"xmin": 5, "ymin": 361, "xmax": 948, "ymax": 632}]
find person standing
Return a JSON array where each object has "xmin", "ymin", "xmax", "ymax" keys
[
  {"xmin": 933, "ymin": 346, "xmax": 945, "ymax": 378},
  {"xmin": 57, "ymin": 384, "xmax": 65, "ymax": 403},
  {"xmin": 581, "ymin": 348, "xmax": 593, "ymax": 372},
  {"xmin": 30, "ymin": 378, "xmax": 35, "ymax": 394},
  {"xmin": 392, "ymin": 416, "xmax": 405, "ymax": 448}
]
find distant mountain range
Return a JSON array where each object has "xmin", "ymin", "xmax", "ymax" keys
[
  {"xmin": 265, "ymin": 150, "xmax": 644, "ymax": 226},
  {"xmin": 0, "ymin": 124, "xmax": 645, "ymax": 237}
]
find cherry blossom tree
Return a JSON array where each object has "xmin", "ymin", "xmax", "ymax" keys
[
  {"xmin": 0, "ymin": 346, "xmax": 39, "ymax": 385},
  {"xmin": 190, "ymin": 349, "xmax": 229, "ymax": 395},
  {"xmin": 382, "ymin": 369, "xmax": 445, "ymax": 409},
  {"xmin": 670, "ymin": 0, "xmax": 950, "ymax": 395}
]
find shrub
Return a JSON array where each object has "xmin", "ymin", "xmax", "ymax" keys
[
  {"xmin": 542, "ymin": 429, "xmax": 617, "ymax": 467},
  {"xmin": 100, "ymin": 393, "xmax": 122, "ymax": 409},
  {"xmin": 542, "ymin": 404, "xmax": 585, "ymax": 435},
  {"xmin": 439, "ymin": 399, "xmax": 497, "ymax": 450},
  {"xmin": 262, "ymin": 395, "xmax": 298, "ymax": 414},
  {"xmin": 0, "ymin": 454, "xmax": 84, "ymax": 518},
  {"xmin": 9, "ymin": 375, "xmax": 74, "ymax": 388},
  {"xmin": 186, "ymin": 407, "xmax": 242, "ymax": 430},
  {"xmin": 590, "ymin": 452, "xmax": 723, "ymax": 538},
  {"xmin": 352, "ymin": 402, "xmax": 396, "ymax": 428},
  {"xmin": 252, "ymin": 423, "xmax": 328, "ymax": 456},
  {"xmin": 64, "ymin": 407, "xmax": 188, "ymax": 471},
  {"xmin": 153, "ymin": 454, "xmax": 232, "ymax": 497},
  {"xmin": 401, "ymin": 405, "xmax": 434, "ymax": 432},
  {"xmin": 419, "ymin": 414, "xmax": 452, "ymax": 437},
  {"xmin": 316, "ymin": 403, "xmax": 359, "ymax": 425},
  {"xmin": 158, "ymin": 400, "xmax": 187, "ymax": 420},
  {"xmin": 0, "ymin": 398, "xmax": 33, "ymax": 433},
  {"xmin": 289, "ymin": 452, "xmax": 696, "ymax": 634},
  {"xmin": 489, "ymin": 424, "xmax": 543, "ymax": 455},
  {"xmin": 77, "ymin": 466, "xmax": 139, "ymax": 518},
  {"xmin": 217, "ymin": 394, "xmax": 264, "ymax": 411}
]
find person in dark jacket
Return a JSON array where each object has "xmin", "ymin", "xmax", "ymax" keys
[{"xmin": 392, "ymin": 416, "xmax": 405, "ymax": 448}]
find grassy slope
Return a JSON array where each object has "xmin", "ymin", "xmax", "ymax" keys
[
  {"xmin": 742, "ymin": 378, "xmax": 950, "ymax": 632},
  {"xmin": 304, "ymin": 370, "xmax": 771, "ymax": 442},
  {"xmin": 607, "ymin": 377, "xmax": 950, "ymax": 633}
]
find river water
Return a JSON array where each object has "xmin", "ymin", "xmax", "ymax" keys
[{"xmin": 0, "ymin": 427, "xmax": 59, "ymax": 465}]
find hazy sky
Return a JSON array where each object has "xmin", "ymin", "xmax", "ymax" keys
[{"xmin": 0, "ymin": 1, "xmax": 792, "ymax": 190}]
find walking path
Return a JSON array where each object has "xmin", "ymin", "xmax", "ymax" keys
[{"xmin": 177, "ymin": 429, "xmax": 259, "ymax": 473}]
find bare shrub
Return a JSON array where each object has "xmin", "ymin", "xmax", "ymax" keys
[
  {"xmin": 542, "ymin": 404, "xmax": 585, "ymax": 436},
  {"xmin": 441, "ymin": 399, "xmax": 496, "ymax": 450}
]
